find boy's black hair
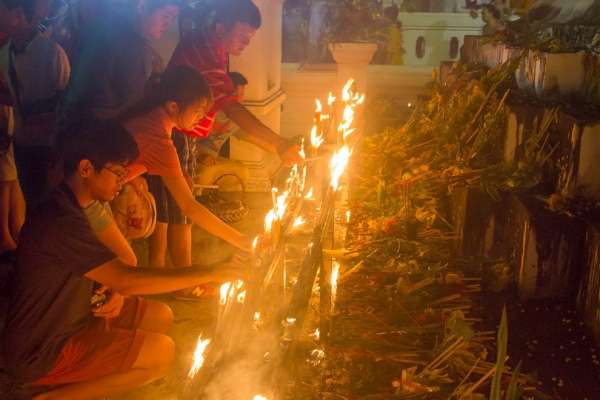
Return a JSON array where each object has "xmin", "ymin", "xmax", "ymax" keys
[
  {"xmin": 214, "ymin": 0, "xmax": 261, "ymax": 30},
  {"xmin": 228, "ymin": 71, "xmax": 248, "ymax": 87},
  {"xmin": 1, "ymin": 0, "xmax": 38, "ymax": 22},
  {"xmin": 120, "ymin": 65, "xmax": 211, "ymax": 121},
  {"xmin": 59, "ymin": 120, "xmax": 139, "ymax": 177}
]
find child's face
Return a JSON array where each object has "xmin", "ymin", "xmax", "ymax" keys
[
  {"xmin": 234, "ymin": 85, "xmax": 246, "ymax": 101},
  {"xmin": 89, "ymin": 162, "xmax": 128, "ymax": 202},
  {"xmin": 143, "ymin": 5, "xmax": 179, "ymax": 40},
  {"xmin": 174, "ymin": 98, "xmax": 210, "ymax": 131}
]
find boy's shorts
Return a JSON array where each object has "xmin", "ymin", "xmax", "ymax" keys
[
  {"xmin": 32, "ymin": 296, "xmax": 149, "ymax": 386},
  {"xmin": 146, "ymin": 175, "xmax": 189, "ymax": 225}
]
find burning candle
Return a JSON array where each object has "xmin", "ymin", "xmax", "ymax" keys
[
  {"xmin": 188, "ymin": 334, "xmax": 211, "ymax": 380},
  {"xmin": 331, "ymin": 261, "xmax": 340, "ymax": 312}
]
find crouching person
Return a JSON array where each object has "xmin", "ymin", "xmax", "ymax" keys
[{"xmin": 2, "ymin": 120, "xmax": 243, "ymax": 400}]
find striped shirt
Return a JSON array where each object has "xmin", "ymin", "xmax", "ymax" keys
[{"xmin": 169, "ymin": 28, "xmax": 238, "ymax": 138}]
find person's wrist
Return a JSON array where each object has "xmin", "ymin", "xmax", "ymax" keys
[{"xmin": 275, "ymin": 138, "xmax": 292, "ymax": 156}]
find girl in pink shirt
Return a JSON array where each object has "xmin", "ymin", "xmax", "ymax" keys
[{"xmin": 123, "ymin": 66, "xmax": 251, "ymax": 267}]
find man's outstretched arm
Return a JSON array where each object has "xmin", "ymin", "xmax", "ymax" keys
[
  {"xmin": 85, "ymin": 258, "xmax": 244, "ymax": 296},
  {"xmin": 224, "ymin": 102, "xmax": 302, "ymax": 165}
]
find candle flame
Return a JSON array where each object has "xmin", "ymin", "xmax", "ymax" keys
[
  {"xmin": 254, "ymin": 311, "xmax": 261, "ymax": 321},
  {"xmin": 342, "ymin": 79, "xmax": 354, "ymax": 102},
  {"xmin": 311, "ymin": 328, "xmax": 320, "ymax": 341},
  {"xmin": 304, "ymin": 187, "xmax": 314, "ymax": 200},
  {"xmin": 264, "ymin": 209, "xmax": 276, "ymax": 232},
  {"xmin": 253, "ymin": 396, "xmax": 268, "ymax": 400},
  {"xmin": 188, "ymin": 335, "xmax": 211, "ymax": 379},
  {"xmin": 315, "ymin": 99, "xmax": 322, "ymax": 113},
  {"xmin": 329, "ymin": 145, "xmax": 352, "ymax": 191},
  {"xmin": 237, "ymin": 290, "xmax": 247, "ymax": 304},
  {"xmin": 292, "ymin": 216, "xmax": 305, "ymax": 228},
  {"xmin": 346, "ymin": 210, "xmax": 351, "ymax": 224},
  {"xmin": 252, "ymin": 236, "xmax": 259, "ymax": 251},
  {"xmin": 310, "ymin": 125, "xmax": 324, "ymax": 149},
  {"xmin": 331, "ymin": 261, "xmax": 340, "ymax": 312},
  {"xmin": 327, "ymin": 92, "xmax": 336, "ymax": 106},
  {"xmin": 219, "ymin": 282, "xmax": 232, "ymax": 305}
]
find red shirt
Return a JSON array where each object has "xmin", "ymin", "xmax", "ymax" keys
[{"xmin": 169, "ymin": 28, "xmax": 238, "ymax": 138}]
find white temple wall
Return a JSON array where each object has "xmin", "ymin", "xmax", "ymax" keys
[{"xmin": 280, "ymin": 64, "xmax": 434, "ymax": 139}]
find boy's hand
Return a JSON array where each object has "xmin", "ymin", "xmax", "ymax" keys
[
  {"xmin": 92, "ymin": 286, "xmax": 124, "ymax": 320},
  {"xmin": 200, "ymin": 154, "xmax": 217, "ymax": 166},
  {"xmin": 278, "ymin": 142, "xmax": 303, "ymax": 167},
  {"xmin": 211, "ymin": 259, "xmax": 248, "ymax": 282}
]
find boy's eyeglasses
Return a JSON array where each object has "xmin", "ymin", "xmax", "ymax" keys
[{"xmin": 103, "ymin": 166, "xmax": 129, "ymax": 182}]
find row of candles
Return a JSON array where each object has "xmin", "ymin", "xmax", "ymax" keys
[{"xmin": 186, "ymin": 79, "xmax": 365, "ymax": 399}]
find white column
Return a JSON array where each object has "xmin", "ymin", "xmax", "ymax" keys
[{"xmin": 229, "ymin": 0, "xmax": 286, "ymax": 192}]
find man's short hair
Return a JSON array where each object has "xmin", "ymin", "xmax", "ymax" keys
[
  {"xmin": 228, "ymin": 71, "xmax": 248, "ymax": 87},
  {"xmin": 59, "ymin": 120, "xmax": 140, "ymax": 176},
  {"xmin": 214, "ymin": 0, "xmax": 261, "ymax": 30},
  {"xmin": 1, "ymin": 0, "xmax": 38, "ymax": 22}
]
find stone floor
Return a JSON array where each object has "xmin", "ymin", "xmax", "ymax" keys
[{"xmin": 0, "ymin": 192, "xmax": 272, "ymax": 400}]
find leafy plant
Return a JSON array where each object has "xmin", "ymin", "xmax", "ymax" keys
[{"xmin": 320, "ymin": 0, "xmax": 388, "ymax": 43}]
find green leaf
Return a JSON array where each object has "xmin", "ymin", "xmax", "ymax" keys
[
  {"xmin": 490, "ymin": 307, "xmax": 508, "ymax": 400},
  {"xmin": 506, "ymin": 361, "xmax": 522, "ymax": 400}
]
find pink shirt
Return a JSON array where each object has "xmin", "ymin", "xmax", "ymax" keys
[{"xmin": 125, "ymin": 109, "xmax": 182, "ymax": 177}]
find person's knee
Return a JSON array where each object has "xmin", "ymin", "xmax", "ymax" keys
[
  {"xmin": 153, "ymin": 301, "xmax": 174, "ymax": 332},
  {"xmin": 134, "ymin": 332, "xmax": 175, "ymax": 375}
]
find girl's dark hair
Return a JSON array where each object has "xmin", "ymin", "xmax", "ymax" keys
[
  {"xmin": 59, "ymin": 119, "xmax": 139, "ymax": 176},
  {"xmin": 120, "ymin": 66, "xmax": 211, "ymax": 121},
  {"xmin": 228, "ymin": 71, "xmax": 248, "ymax": 87},
  {"xmin": 214, "ymin": 0, "xmax": 261, "ymax": 30}
]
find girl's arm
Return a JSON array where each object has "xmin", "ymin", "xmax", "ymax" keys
[{"xmin": 161, "ymin": 174, "xmax": 251, "ymax": 251}]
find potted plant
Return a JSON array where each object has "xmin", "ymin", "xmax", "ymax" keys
[{"xmin": 321, "ymin": 0, "xmax": 387, "ymax": 65}]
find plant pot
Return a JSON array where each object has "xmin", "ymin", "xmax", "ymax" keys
[
  {"xmin": 327, "ymin": 42, "xmax": 378, "ymax": 65},
  {"xmin": 533, "ymin": 51, "xmax": 586, "ymax": 97},
  {"xmin": 578, "ymin": 222, "xmax": 600, "ymax": 345},
  {"xmin": 480, "ymin": 42, "xmax": 504, "ymax": 68},
  {"xmin": 557, "ymin": 114, "xmax": 600, "ymax": 200},
  {"xmin": 500, "ymin": 45, "xmax": 523, "ymax": 64},
  {"xmin": 460, "ymin": 35, "xmax": 484, "ymax": 64},
  {"xmin": 506, "ymin": 196, "xmax": 585, "ymax": 301},
  {"xmin": 515, "ymin": 49, "xmax": 537, "ymax": 92}
]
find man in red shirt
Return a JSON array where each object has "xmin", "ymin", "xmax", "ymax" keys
[{"xmin": 169, "ymin": 0, "xmax": 301, "ymax": 165}]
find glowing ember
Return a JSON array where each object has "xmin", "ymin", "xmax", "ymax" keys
[
  {"xmin": 329, "ymin": 145, "xmax": 352, "ymax": 191},
  {"xmin": 188, "ymin": 335, "xmax": 211, "ymax": 379},
  {"xmin": 285, "ymin": 317, "xmax": 297, "ymax": 326},
  {"xmin": 315, "ymin": 99, "xmax": 323, "ymax": 113},
  {"xmin": 292, "ymin": 216, "xmax": 305, "ymax": 228},
  {"xmin": 253, "ymin": 395, "xmax": 268, "ymax": 400},
  {"xmin": 254, "ymin": 311, "xmax": 261, "ymax": 321},
  {"xmin": 331, "ymin": 261, "xmax": 341, "ymax": 312}
]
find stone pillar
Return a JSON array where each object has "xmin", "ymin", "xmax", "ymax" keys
[{"xmin": 229, "ymin": 0, "xmax": 286, "ymax": 192}]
